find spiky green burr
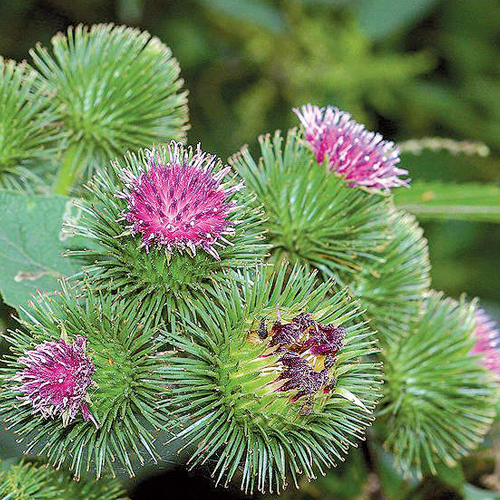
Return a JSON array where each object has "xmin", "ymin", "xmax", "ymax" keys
[
  {"xmin": 29, "ymin": 23, "xmax": 189, "ymax": 192},
  {"xmin": 0, "ymin": 283, "xmax": 169, "ymax": 479},
  {"xmin": 380, "ymin": 291, "xmax": 499, "ymax": 476},
  {"xmin": 229, "ymin": 128, "xmax": 394, "ymax": 281},
  {"xmin": 161, "ymin": 265, "xmax": 382, "ymax": 494},
  {"xmin": 0, "ymin": 57, "xmax": 60, "ymax": 189},
  {"xmin": 350, "ymin": 210, "xmax": 431, "ymax": 345},
  {"xmin": 70, "ymin": 142, "xmax": 268, "ymax": 318},
  {"xmin": 0, "ymin": 460, "xmax": 128, "ymax": 499}
]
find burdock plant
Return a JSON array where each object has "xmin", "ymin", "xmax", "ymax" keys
[
  {"xmin": 0, "ymin": 20, "xmax": 499, "ymax": 500},
  {"xmin": 381, "ymin": 292, "xmax": 499, "ymax": 476},
  {"xmin": 161, "ymin": 265, "xmax": 382, "ymax": 494},
  {"xmin": 0, "ymin": 283, "xmax": 169, "ymax": 479},
  {"xmin": 30, "ymin": 24, "xmax": 189, "ymax": 193},
  {"xmin": 0, "ymin": 57, "xmax": 60, "ymax": 189},
  {"xmin": 70, "ymin": 141, "xmax": 268, "ymax": 317}
]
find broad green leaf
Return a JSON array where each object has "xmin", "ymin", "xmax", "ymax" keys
[
  {"xmin": 355, "ymin": 0, "xmax": 437, "ymax": 39},
  {"xmin": 464, "ymin": 484, "xmax": 500, "ymax": 500},
  {"xmin": 394, "ymin": 181, "xmax": 500, "ymax": 222},
  {"xmin": 369, "ymin": 442, "xmax": 419, "ymax": 500},
  {"xmin": 0, "ymin": 190, "xmax": 83, "ymax": 309}
]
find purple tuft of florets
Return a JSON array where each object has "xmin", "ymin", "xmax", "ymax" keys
[
  {"xmin": 294, "ymin": 104, "xmax": 409, "ymax": 191},
  {"xmin": 118, "ymin": 142, "xmax": 244, "ymax": 260},
  {"xmin": 14, "ymin": 335, "xmax": 97, "ymax": 427},
  {"xmin": 263, "ymin": 311, "xmax": 346, "ymax": 402},
  {"xmin": 471, "ymin": 310, "xmax": 500, "ymax": 380},
  {"xmin": 301, "ymin": 323, "xmax": 345, "ymax": 356}
]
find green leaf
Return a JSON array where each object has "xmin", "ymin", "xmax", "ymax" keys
[
  {"xmin": 355, "ymin": 0, "xmax": 437, "ymax": 39},
  {"xmin": 0, "ymin": 190, "xmax": 81, "ymax": 309},
  {"xmin": 369, "ymin": 443, "xmax": 419, "ymax": 500},
  {"xmin": 394, "ymin": 181, "xmax": 500, "ymax": 222},
  {"xmin": 196, "ymin": 0, "xmax": 287, "ymax": 33},
  {"xmin": 464, "ymin": 484, "xmax": 500, "ymax": 500},
  {"xmin": 433, "ymin": 462, "xmax": 466, "ymax": 492}
]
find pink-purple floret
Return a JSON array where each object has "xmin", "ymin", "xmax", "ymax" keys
[
  {"xmin": 471, "ymin": 310, "xmax": 500, "ymax": 381},
  {"xmin": 265, "ymin": 311, "xmax": 345, "ymax": 401},
  {"xmin": 118, "ymin": 143, "xmax": 243, "ymax": 260},
  {"xmin": 15, "ymin": 335, "xmax": 98, "ymax": 427},
  {"xmin": 294, "ymin": 104, "xmax": 409, "ymax": 191}
]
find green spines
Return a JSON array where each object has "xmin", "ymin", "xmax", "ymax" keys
[
  {"xmin": 161, "ymin": 265, "xmax": 382, "ymax": 494},
  {"xmin": 29, "ymin": 23, "xmax": 189, "ymax": 191},
  {"xmin": 0, "ymin": 57, "xmax": 60, "ymax": 189},
  {"xmin": 0, "ymin": 460, "xmax": 128, "ymax": 499},
  {"xmin": 380, "ymin": 291, "xmax": 499, "ymax": 476},
  {"xmin": 350, "ymin": 209, "xmax": 431, "ymax": 345},
  {"xmin": 71, "ymin": 144, "xmax": 269, "ymax": 318},
  {"xmin": 229, "ymin": 128, "xmax": 394, "ymax": 283},
  {"xmin": 0, "ymin": 283, "xmax": 169, "ymax": 479}
]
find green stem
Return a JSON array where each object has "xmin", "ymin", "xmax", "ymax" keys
[{"xmin": 53, "ymin": 144, "xmax": 80, "ymax": 195}]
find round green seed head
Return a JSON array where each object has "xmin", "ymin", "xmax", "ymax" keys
[{"xmin": 162, "ymin": 265, "xmax": 382, "ymax": 494}]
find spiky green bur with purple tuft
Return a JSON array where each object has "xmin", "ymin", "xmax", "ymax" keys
[
  {"xmin": 0, "ymin": 459, "xmax": 129, "ymax": 500},
  {"xmin": 161, "ymin": 265, "xmax": 381, "ymax": 494},
  {"xmin": 0, "ymin": 57, "xmax": 61, "ymax": 189},
  {"xmin": 29, "ymin": 23, "xmax": 189, "ymax": 193},
  {"xmin": 70, "ymin": 141, "xmax": 268, "ymax": 318},
  {"xmin": 294, "ymin": 104, "xmax": 408, "ymax": 191},
  {"xmin": 381, "ymin": 291, "xmax": 499, "ymax": 477},
  {"xmin": 230, "ymin": 128, "xmax": 394, "ymax": 281},
  {"xmin": 0, "ymin": 284, "xmax": 169, "ymax": 479},
  {"xmin": 230, "ymin": 126, "xmax": 429, "ymax": 344}
]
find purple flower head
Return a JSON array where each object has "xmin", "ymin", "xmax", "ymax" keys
[
  {"xmin": 268, "ymin": 309, "xmax": 315, "ymax": 348},
  {"xmin": 301, "ymin": 323, "xmax": 345, "ymax": 356},
  {"xmin": 119, "ymin": 142, "xmax": 244, "ymax": 259},
  {"xmin": 471, "ymin": 310, "xmax": 500, "ymax": 380},
  {"xmin": 294, "ymin": 104, "xmax": 409, "ymax": 191},
  {"xmin": 15, "ymin": 335, "xmax": 97, "ymax": 427},
  {"xmin": 277, "ymin": 364, "xmax": 330, "ymax": 402},
  {"xmin": 265, "ymin": 310, "xmax": 345, "ymax": 402}
]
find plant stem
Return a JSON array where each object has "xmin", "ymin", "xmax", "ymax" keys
[{"xmin": 53, "ymin": 144, "xmax": 79, "ymax": 195}]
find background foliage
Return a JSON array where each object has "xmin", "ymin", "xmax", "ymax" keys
[{"xmin": 0, "ymin": 0, "xmax": 499, "ymax": 499}]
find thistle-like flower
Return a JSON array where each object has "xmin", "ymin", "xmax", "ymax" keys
[
  {"xmin": 162, "ymin": 266, "xmax": 381, "ymax": 494},
  {"xmin": 118, "ymin": 142, "xmax": 242, "ymax": 259},
  {"xmin": 30, "ymin": 23, "xmax": 188, "ymax": 192},
  {"xmin": 471, "ymin": 310, "xmax": 500, "ymax": 380},
  {"xmin": 15, "ymin": 335, "xmax": 97, "ymax": 427},
  {"xmin": 229, "ymin": 128, "xmax": 393, "ymax": 286},
  {"xmin": 382, "ymin": 292, "xmax": 499, "ymax": 476},
  {"xmin": 0, "ymin": 283, "xmax": 169, "ymax": 479},
  {"xmin": 294, "ymin": 104, "xmax": 408, "ymax": 191},
  {"xmin": 0, "ymin": 459, "xmax": 129, "ymax": 500},
  {"xmin": 71, "ymin": 142, "xmax": 267, "ymax": 317},
  {"xmin": 0, "ymin": 57, "xmax": 60, "ymax": 189}
]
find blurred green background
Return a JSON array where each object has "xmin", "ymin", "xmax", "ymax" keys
[{"xmin": 1, "ymin": 0, "xmax": 499, "ymax": 497}]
